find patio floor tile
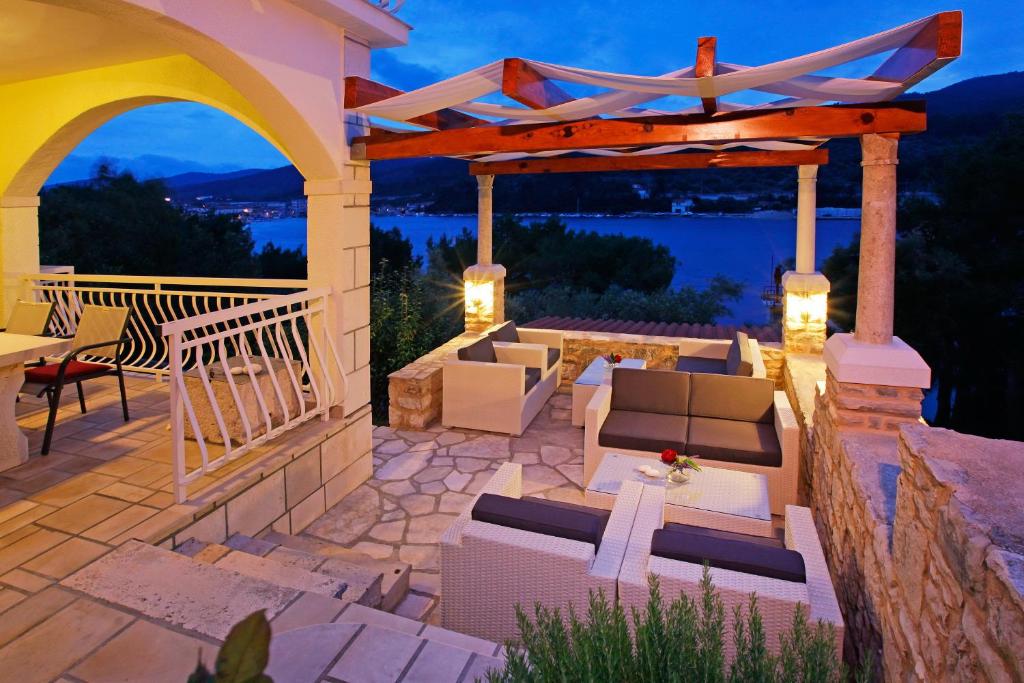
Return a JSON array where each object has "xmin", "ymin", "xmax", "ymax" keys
[
  {"xmin": 36, "ymin": 495, "xmax": 129, "ymax": 534},
  {"xmin": 71, "ymin": 618, "xmax": 217, "ymax": 683},
  {"xmin": 21, "ymin": 537, "xmax": 111, "ymax": 579}
]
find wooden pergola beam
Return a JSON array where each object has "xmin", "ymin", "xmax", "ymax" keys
[
  {"xmin": 501, "ymin": 58, "xmax": 575, "ymax": 109},
  {"xmin": 352, "ymin": 101, "xmax": 926, "ymax": 161},
  {"xmin": 343, "ymin": 76, "xmax": 486, "ymax": 130},
  {"xmin": 468, "ymin": 148, "xmax": 828, "ymax": 175},
  {"xmin": 695, "ymin": 36, "xmax": 718, "ymax": 115},
  {"xmin": 870, "ymin": 10, "xmax": 962, "ymax": 88}
]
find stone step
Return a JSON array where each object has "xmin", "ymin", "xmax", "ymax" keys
[
  {"xmin": 266, "ymin": 606, "xmax": 506, "ymax": 683},
  {"xmin": 218, "ymin": 534, "xmax": 386, "ymax": 609},
  {"xmin": 259, "ymin": 530, "xmax": 410, "ymax": 612},
  {"xmin": 191, "ymin": 544, "xmax": 349, "ymax": 600},
  {"xmin": 62, "ymin": 540, "xmax": 308, "ymax": 641}
]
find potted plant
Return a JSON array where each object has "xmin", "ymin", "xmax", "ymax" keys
[
  {"xmin": 661, "ymin": 448, "xmax": 701, "ymax": 483},
  {"xmin": 601, "ymin": 353, "xmax": 623, "ymax": 381}
]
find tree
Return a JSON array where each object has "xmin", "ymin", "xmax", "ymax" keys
[{"xmin": 823, "ymin": 116, "xmax": 1024, "ymax": 439}]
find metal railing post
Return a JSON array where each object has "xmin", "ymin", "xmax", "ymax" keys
[{"xmin": 169, "ymin": 331, "xmax": 187, "ymax": 503}]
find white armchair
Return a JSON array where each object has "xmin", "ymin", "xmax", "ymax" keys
[
  {"xmin": 440, "ymin": 463, "xmax": 642, "ymax": 644},
  {"xmin": 442, "ymin": 330, "xmax": 563, "ymax": 435},
  {"xmin": 617, "ymin": 484, "xmax": 843, "ymax": 662}
]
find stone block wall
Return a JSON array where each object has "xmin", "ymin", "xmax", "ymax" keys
[
  {"xmin": 559, "ymin": 331, "xmax": 680, "ymax": 386},
  {"xmin": 760, "ymin": 342, "xmax": 786, "ymax": 388},
  {"xmin": 387, "ymin": 334, "xmax": 476, "ymax": 429},
  {"xmin": 821, "ymin": 370, "xmax": 924, "ymax": 434},
  {"xmin": 806, "ymin": 384, "xmax": 1024, "ymax": 681}
]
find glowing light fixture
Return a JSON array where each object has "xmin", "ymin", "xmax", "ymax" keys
[
  {"xmin": 464, "ymin": 280, "xmax": 494, "ymax": 320},
  {"xmin": 785, "ymin": 290, "xmax": 827, "ymax": 327}
]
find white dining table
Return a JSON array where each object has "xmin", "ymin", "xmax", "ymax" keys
[{"xmin": 0, "ymin": 333, "xmax": 72, "ymax": 471}]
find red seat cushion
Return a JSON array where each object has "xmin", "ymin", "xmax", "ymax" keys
[{"xmin": 25, "ymin": 360, "xmax": 112, "ymax": 384}]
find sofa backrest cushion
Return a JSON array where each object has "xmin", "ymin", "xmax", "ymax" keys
[
  {"xmin": 472, "ymin": 493, "xmax": 612, "ymax": 550},
  {"xmin": 651, "ymin": 523, "xmax": 806, "ymax": 583},
  {"xmin": 688, "ymin": 373, "xmax": 775, "ymax": 423},
  {"xmin": 725, "ymin": 331, "xmax": 754, "ymax": 376},
  {"xmin": 457, "ymin": 336, "xmax": 497, "ymax": 363},
  {"xmin": 611, "ymin": 367, "xmax": 690, "ymax": 415},
  {"xmin": 488, "ymin": 321, "xmax": 519, "ymax": 344}
]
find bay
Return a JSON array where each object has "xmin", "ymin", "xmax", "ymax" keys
[{"xmin": 249, "ymin": 214, "xmax": 859, "ymax": 325}]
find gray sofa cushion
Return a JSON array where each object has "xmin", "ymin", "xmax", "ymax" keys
[
  {"xmin": 472, "ymin": 493, "xmax": 612, "ymax": 550},
  {"xmin": 458, "ymin": 336, "xmax": 497, "ymax": 363},
  {"xmin": 685, "ymin": 416, "xmax": 782, "ymax": 467},
  {"xmin": 524, "ymin": 367, "xmax": 542, "ymax": 394},
  {"xmin": 651, "ymin": 523, "xmax": 806, "ymax": 583},
  {"xmin": 725, "ymin": 331, "xmax": 754, "ymax": 376},
  {"xmin": 611, "ymin": 368, "xmax": 690, "ymax": 415},
  {"xmin": 688, "ymin": 373, "xmax": 775, "ymax": 423},
  {"xmin": 599, "ymin": 409, "xmax": 688, "ymax": 453},
  {"xmin": 488, "ymin": 321, "xmax": 519, "ymax": 343},
  {"xmin": 675, "ymin": 356, "xmax": 728, "ymax": 374},
  {"xmin": 547, "ymin": 347, "xmax": 561, "ymax": 370},
  {"xmin": 663, "ymin": 522, "xmax": 785, "ymax": 549}
]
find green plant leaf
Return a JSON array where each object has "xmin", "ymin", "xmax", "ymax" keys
[{"xmin": 214, "ymin": 610, "xmax": 272, "ymax": 683}]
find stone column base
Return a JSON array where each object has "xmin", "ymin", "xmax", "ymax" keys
[
  {"xmin": 463, "ymin": 263, "xmax": 506, "ymax": 333},
  {"xmin": 781, "ymin": 271, "xmax": 829, "ymax": 355},
  {"xmin": 822, "ymin": 333, "xmax": 930, "ymax": 433}
]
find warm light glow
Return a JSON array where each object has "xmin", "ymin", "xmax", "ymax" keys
[
  {"xmin": 464, "ymin": 280, "xmax": 495, "ymax": 320},
  {"xmin": 785, "ymin": 291, "xmax": 827, "ymax": 327}
]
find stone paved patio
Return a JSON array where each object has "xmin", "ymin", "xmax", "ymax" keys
[{"xmin": 300, "ymin": 392, "xmax": 584, "ymax": 623}]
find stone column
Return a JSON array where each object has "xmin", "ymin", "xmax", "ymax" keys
[
  {"xmin": 782, "ymin": 166, "xmax": 829, "ymax": 355},
  {"xmin": 305, "ymin": 163, "xmax": 371, "ymax": 417},
  {"xmin": 464, "ymin": 174, "xmax": 505, "ymax": 332},
  {"xmin": 821, "ymin": 133, "xmax": 930, "ymax": 434},
  {"xmin": 0, "ymin": 196, "xmax": 42, "ymax": 320},
  {"xmin": 855, "ymin": 134, "xmax": 898, "ymax": 345}
]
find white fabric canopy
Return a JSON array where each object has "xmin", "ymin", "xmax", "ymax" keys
[{"xmin": 356, "ymin": 14, "xmax": 943, "ymax": 160}]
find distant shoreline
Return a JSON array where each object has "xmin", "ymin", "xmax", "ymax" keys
[{"xmin": 368, "ymin": 210, "xmax": 860, "ymax": 221}]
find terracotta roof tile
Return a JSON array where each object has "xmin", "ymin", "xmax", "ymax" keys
[{"xmin": 523, "ymin": 316, "xmax": 781, "ymax": 342}]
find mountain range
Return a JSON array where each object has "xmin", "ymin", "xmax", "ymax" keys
[{"xmin": 132, "ymin": 71, "xmax": 1024, "ymax": 211}]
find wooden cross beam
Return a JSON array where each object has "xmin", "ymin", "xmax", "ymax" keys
[
  {"xmin": 501, "ymin": 58, "xmax": 575, "ymax": 109},
  {"xmin": 352, "ymin": 101, "xmax": 927, "ymax": 161},
  {"xmin": 343, "ymin": 76, "xmax": 487, "ymax": 130},
  {"xmin": 468, "ymin": 148, "xmax": 828, "ymax": 175},
  {"xmin": 695, "ymin": 36, "xmax": 718, "ymax": 115},
  {"xmin": 869, "ymin": 10, "xmax": 962, "ymax": 88}
]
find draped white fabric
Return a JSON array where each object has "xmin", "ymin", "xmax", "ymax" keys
[{"xmin": 355, "ymin": 14, "xmax": 939, "ymax": 159}]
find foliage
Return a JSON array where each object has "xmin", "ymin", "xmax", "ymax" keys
[
  {"xmin": 485, "ymin": 570, "xmax": 850, "ymax": 683},
  {"xmin": 427, "ymin": 215, "xmax": 677, "ymax": 294},
  {"xmin": 506, "ymin": 280, "xmax": 742, "ymax": 326},
  {"xmin": 369, "ymin": 259, "xmax": 460, "ymax": 422},
  {"xmin": 823, "ymin": 115, "xmax": 1024, "ymax": 439},
  {"xmin": 40, "ymin": 165, "xmax": 303, "ymax": 279},
  {"xmin": 188, "ymin": 610, "xmax": 272, "ymax": 683}
]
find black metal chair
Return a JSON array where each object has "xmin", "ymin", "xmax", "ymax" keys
[{"xmin": 23, "ymin": 304, "xmax": 132, "ymax": 455}]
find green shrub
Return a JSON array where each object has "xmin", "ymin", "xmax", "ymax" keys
[
  {"xmin": 485, "ymin": 570, "xmax": 858, "ymax": 683},
  {"xmin": 188, "ymin": 610, "xmax": 272, "ymax": 682}
]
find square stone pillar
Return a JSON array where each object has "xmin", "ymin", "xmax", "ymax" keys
[
  {"xmin": 305, "ymin": 163, "xmax": 371, "ymax": 417},
  {"xmin": 0, "ymin": 196, "xmax": 42, "ymax": 320},
  {"xmin": 781, "ymin": 271, "xmax": 829, "ymax": 355},
  {"xmin": 463, "ymin": 263, "xmax": 506, "ymax": 333}
]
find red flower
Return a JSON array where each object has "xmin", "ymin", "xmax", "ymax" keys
[
  {"xmin": 614, "ymin": 354, "xmax": 623, "ymax": 363},
  {"xmin": 660, "ymin": 449, "xmax": 678, "ymax": 464}
]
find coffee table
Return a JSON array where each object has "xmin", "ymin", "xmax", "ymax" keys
[
  {"xmin": 571, "ymin": 357, "xmax": 646, "ymax": 427},
  {"xmin": 584, "ymin": 452, "xmax": 772, "ymax": 536}
]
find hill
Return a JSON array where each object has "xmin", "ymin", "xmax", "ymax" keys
[{"xmin": 161, "ymin": 71, "xmax": 1024, "ymax": 211}]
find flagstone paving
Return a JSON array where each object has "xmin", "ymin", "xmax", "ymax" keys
[{"xmin": 302, "ymin": 392, "xmax": 584, "ymax": 622}]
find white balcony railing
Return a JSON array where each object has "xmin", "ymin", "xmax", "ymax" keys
[
  {"xmin": 163, "ymin": 288, "xmax": 347, "ymax": 502},
  {"xmin": 23, "ymin": 273, "xmax": 308, "ymax": 377}
]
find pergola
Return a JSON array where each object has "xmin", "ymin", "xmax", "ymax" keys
[{"xmin": 347, "ymin": 11, "xmax": 960, "ymax": 384}]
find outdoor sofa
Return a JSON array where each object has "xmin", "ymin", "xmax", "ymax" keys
[
  {"xmin": 442, "ymin": 323, "xmax": 563, "ymax": 435},
  {"xmin": 675, "ymin": 330, "xmax": 766, "ymax": 377},
  {"xmin": 440, "ymin": 462, "xmax": 639, "ymax": 643},
  {"xmin": 618, "ymin": 483, "xmax": 844, "ymax": 660},
  {"xmin": 584, "ymin": 367, "xmax": 798, "ymax": 514}
]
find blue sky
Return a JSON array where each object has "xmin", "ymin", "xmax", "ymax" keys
[{"xmin": 48, "ymin": 1, "xmax": 1023, "ymax": 183}]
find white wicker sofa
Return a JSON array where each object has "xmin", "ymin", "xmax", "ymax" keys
[
  {"xmin": 618, "ymin": 483, "xmax": 844, "ymax": 661},
  {"xmin": 442, "ymin": 325, "xmax": 563, "ymax": 435},
  {"xmin": 584, "ymin": 368, "xmax": 799, "ymax": 514},
  {"xmin": 440, "ymin": 463, "xmax": 641, "ymax": 643}
]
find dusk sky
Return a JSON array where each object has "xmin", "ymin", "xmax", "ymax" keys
[{"xmin": 49, "ymin": 1, "xmax": 1023, "ymax": 184}]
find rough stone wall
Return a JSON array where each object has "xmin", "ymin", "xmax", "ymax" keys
[
  {"xmin": 760, "ymin": 342, "xmax": 786, "ymax": 388},
  {"xmin": 806, "ymin": 381, "xmax": 1024, "ymax": 681},
  {"xmin": 821, "ymin": 371, "xmax": 924, "ymax": 434},
  {"xmin": 559, "ymin": 332, "xmax": 679, "ymax": 386},
  {"xmin": 387, "ymin": 334, "xmax": 475, "ymax": 429}
]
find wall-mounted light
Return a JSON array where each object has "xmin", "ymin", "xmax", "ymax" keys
[
  {"xmin": 464, "ymin": 279, "xmax": 494, "ymax": 321},
  {"xmin": 785, "ymin": 290, "xmax": 827, "ymax": 327}
]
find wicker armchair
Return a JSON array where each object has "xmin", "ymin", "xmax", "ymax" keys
[
  {"xmin": 440, "ymin": 462, "xmax": 642, "ymax": 643},
  {"xmin": 617, "ymin": 484, "xmax": 844, "ymax": 662}
]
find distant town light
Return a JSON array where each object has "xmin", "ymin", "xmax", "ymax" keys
[{"xmin": 164, "ymin": 197, "xmax": 171, "ymax": 202}]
